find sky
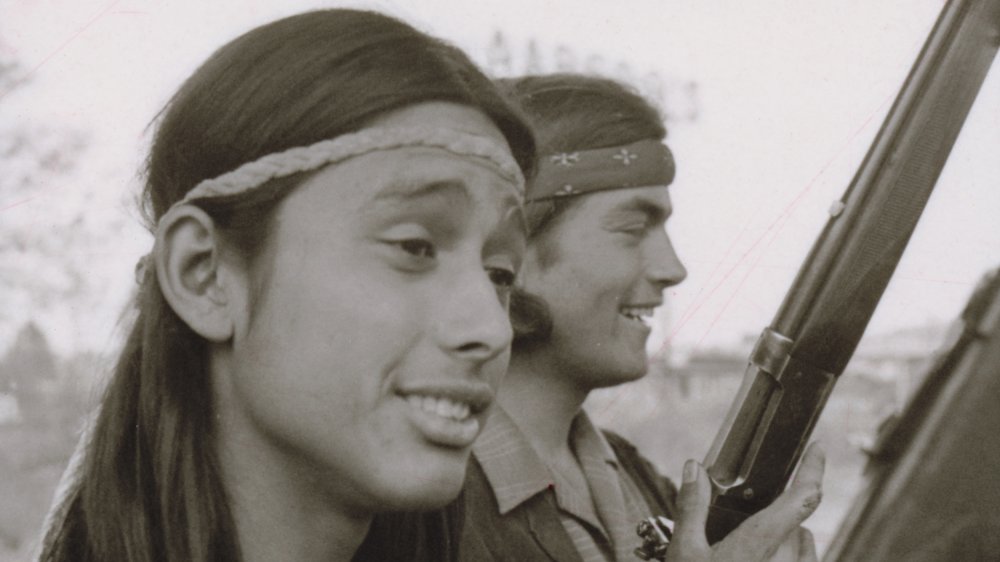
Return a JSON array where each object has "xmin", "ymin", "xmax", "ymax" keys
[{"xmin": 1, "ymin": 0, "xmax": 998, "ymax": 359}]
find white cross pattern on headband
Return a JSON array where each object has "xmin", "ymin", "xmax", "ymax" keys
[{"xmin": 613, "ymin": 148, "xmax": 638, "ymax": 165}]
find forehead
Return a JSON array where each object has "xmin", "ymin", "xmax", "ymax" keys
[
  {"xmin": 293, "ymin": 146, "xmax": 522, "ymax": 221},
  {"xmin": 352, "ymin": 101, "xmax": 522, "ymax": 213},
  {"xmin": 571, "ymin": 185, "xmax": 673, "ymax": 223}
]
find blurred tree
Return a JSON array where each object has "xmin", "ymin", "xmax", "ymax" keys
[
  {"xmin": 0, "ymin": 323, "xmax": 57, "ymax": 400},
  {"xmin": 480, "ymin": 30, "xmax": 699, "ymax": 123},
  {"xmin": 0, "ymin": 40, "xmax": 112, "ymax": 355}
]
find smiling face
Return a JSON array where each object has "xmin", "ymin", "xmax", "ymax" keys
[
  {"xmin": 522, "ymin": 185, "xmax": 686, "ymax": 389},
  {"xmin": 214, "ymin": 103, "xmax": 525, "ymax": 514}
]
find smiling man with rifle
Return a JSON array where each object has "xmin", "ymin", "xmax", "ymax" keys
[
  {"xmin": 462, "ymin": 0, "xmax": 1000, "ymax": 559},
  {"xmin": 458, "ymin": 74, "xmax": 824, "ymax": 562}
]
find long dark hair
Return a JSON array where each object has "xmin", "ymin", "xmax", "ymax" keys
[
  {"xmin": 499, "ymin": 74, "xmax": 667, "ymax": 349},
  {"xmin": 41, "ymin": 10, "xmax": 534, "ymax": 562}
]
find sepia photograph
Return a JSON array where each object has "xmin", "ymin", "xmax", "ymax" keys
[{"xmin": 2, "ymin": 0, "xmax": 998, "ymax": 560}]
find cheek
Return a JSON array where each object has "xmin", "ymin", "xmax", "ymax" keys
[
  {"xmin": 565, "ymin": 252, "xmax": 641, "ymax": 307},
  {"xmin": 237, "ymin": 256, "xmax": 423, "ymax": 412}
]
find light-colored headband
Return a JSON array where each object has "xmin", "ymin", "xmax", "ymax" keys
[
  {"xmin": 527, "ymin": 139, "xmax": 675, "ymax": 202},
  {"xmin": 135, "ymin": 127, "xmax": 525, "ymax": 284},
  {"xmin": 165, "ymin": 126, "xmax": 525, "ymax": 219}
]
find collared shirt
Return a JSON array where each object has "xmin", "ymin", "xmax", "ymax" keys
[{"xmin": 473, "ymin": 405, "xmax": 653, "ymax": 561}]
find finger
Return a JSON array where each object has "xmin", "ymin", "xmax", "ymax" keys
[
  {"xmin": 768, "ymin": 531, "xmax": 799, "ymax": 562},
  {"xmin": 765, "ymin": 442, "xmax": 826, "ymax": 525},
  {"xmin": 756, "ymin": 527, "xmax": 813, "ymax": 562},
  {"xmin": 668, "ymin": 460, "xmax": 711, "ymax": 558},
  {"xmin": 789, "ymin": 443, "xmax": 825, "ymax": 495},
  {"xmin": 797, "ymin": 527, "xmax": 818, "ymax": 562},
  {"xmin": 719, "ymin": 445, "xmax": 825, "ymax": 560}
]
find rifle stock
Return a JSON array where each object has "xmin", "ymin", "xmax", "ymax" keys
[
  {"xmin": 701, "ymin": 0, "xmax": 1000, "ymax": 544},
  {"xmin": 824, "ymin": 268, "xmax": 1000, "ymax": 561}
]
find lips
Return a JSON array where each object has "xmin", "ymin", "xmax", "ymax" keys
[{"xmin": 397, "ymin": 383, "xmax": 494, "ymax": 449}]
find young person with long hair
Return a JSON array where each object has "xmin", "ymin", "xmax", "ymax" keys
[
  {"xmin": 39, "ymin": 10, "xmax": 535, "ymax": 562},
  {"xmin": 460, "ymin": 74, "xmax": 824, "ymax": 561}
]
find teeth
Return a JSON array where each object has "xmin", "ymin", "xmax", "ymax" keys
[
  {"xmin": 620, "ymin": 306, "xmax": 654, "ymax": 320},
  {"xmin": 406, "ymin": 394, "xmax": 472, "ymax": 421},
  {"xmin": 436, "ymin": 400, "xmax": 451, "ymax": 417}
]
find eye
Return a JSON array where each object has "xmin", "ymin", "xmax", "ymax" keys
[
  {"xmin": 487, "ymin": 266, "xmax": 516, "ymax": 289},
  {"xmin": 487, "ymin": 267, "xmax": 516, "ymax": 307},
  {"xmin": 382, "ymin": 235, "xmax": 438, "ymax": 273},
  {"xmin": 395, "ymin": 238, "xmax": 436, "ymax": 259},
  {"xmin": 619, "ymin": 222, "xmax": 650, "ymax": 236},
  {"xmin": 614, "ymin": 225, "xmax": 649, "ymax": 246}
]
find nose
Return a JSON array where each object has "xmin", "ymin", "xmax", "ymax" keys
[
  {"xmin": 434, "ymin": 264, "xmax": 513, "ymax": 363},
  {"xmin": 645, "ymin": 227, "xmax": 687, "ymax": 291}
]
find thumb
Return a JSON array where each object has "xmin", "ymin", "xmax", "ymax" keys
[{"xmin": 668, "ymin": 459, "xmax": 711, "ymax": 558}]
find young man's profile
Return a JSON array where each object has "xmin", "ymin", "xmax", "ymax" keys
[{"xmin": 460, "ymin": 74, "xmax": 824, "ymax": 562}]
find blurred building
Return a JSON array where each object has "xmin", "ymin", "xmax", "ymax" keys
[
  {"xmin": 672, "ymin": 348, "xmax": 745, "ymax": 402},
  {"xmin": 847, "ymin": 322, "xmax": 950, "ymax": 409},
  {"xmin": 667, "ymin": 322, "xmax": 949, "ymax": 405}
]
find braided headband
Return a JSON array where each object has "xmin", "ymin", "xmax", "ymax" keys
[
  {"xmin": 136, "ymin": 127, "xmax": 524, "ymax": 284},
  {"xmin": 528, "ymin": 139, "xmax": 675, "ymax": 202},
  {"xmin": 164, "ymin": 126, "xmax": 525, "ymax": 219}
]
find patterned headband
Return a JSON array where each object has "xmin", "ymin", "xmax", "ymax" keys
[
  {"xmin": 162, "ymin": 126, "xmax": 525, "ymax": 221},
  {"xmin": 528, "ymin": 139, "xmax": 675, "ymax": 202}
]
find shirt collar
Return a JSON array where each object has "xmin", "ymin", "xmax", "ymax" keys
[
  {"xmin": 473, "ymin": 405, "xmax": 554, "ymax": 515},
  {"xmin": 570, "ymin": 410, "xmax": 619, "ymax": 469},
  {"xmin": 472, "ymin": 405, "xmax": 621, "ymax": 516}
]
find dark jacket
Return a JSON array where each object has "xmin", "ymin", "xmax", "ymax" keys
[{"xmin": 459, "ymin": 431, "xmax": 677, "ymax": 561}]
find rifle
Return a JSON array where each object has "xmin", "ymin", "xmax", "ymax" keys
[
  {"xmin": 700, "ymin": 0, "xmax": 1000, "ymax": 545},
  {"xmin": 634, "ymin": 1, "xmax": 1000, "ymax": 556},
  {"xmin": 823, "ymin": 267, "xmax": 1000, "ymax": 561}
]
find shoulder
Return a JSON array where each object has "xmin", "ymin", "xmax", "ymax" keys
[{"xmin": 601, "ymin": 429, "xmax": 678, "ymax": 518}]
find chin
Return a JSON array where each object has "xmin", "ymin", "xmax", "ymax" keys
[
  {"xmin": 380, "ymin": 478, "xmax": 464, "ymax": 512},
  {"xmin": 597, "ymin": 369, "xmax": 648, "ymax": 388},
  {"xmin": 369, "ymin": 450, "xmax": 469, "ymax": 511},
  {"xmin": 590, "ymin": 353, "xmax": 649, "ymax": 388}
]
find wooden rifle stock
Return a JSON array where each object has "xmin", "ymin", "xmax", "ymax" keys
[{"xmin": 700, "ymin": 0, "xmax": 1000, "ymax": 545}]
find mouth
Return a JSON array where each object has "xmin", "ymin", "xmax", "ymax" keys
[
  {"xmin": 397, "ymin": 385, "xmax": 493, "ymax": 448},
  {"xmin": 404, "ymin": 394, "xmax": 475, "ymax": 422},
  {"xmin": 619, "ymin": 304, "xmax": 659, "ymax": 327}
]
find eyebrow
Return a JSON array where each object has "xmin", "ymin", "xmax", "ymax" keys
[
  {"xmin": 373, "ymin": 179, "xmax": 472, "ymax": 205},
  {"xmin": 602, "ymin": 196, "xmax": 671, "ymax": 228},
  {"xmin": 367, "ymin": 177, "xmax": 525, "ymax": 239}
]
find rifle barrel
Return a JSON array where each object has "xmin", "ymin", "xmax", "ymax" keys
[{"xmin": 703, "ymin": 0, "xmax": 1000, "ymax": 544}]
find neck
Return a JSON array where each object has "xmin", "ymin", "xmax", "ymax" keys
[
  {"xmin": 212, "ymin": 357, "xmax": 370, "ymax": 562},
  {"xmin": 498, "ymin": 347, "xmax": 592, "ymax": 462},
  {"xmin": 216, "ymin": 422, "xmax": 371, "ymax": 562}
]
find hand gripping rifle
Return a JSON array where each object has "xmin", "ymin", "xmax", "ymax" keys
[{"xmin": 634, "ymin": 0, "xmax": 1000, "ymax": 557}]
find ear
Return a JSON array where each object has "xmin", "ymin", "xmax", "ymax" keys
[{"xmin": 154, "ymin": 205, "xmax": 236, "ymax": 342}]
